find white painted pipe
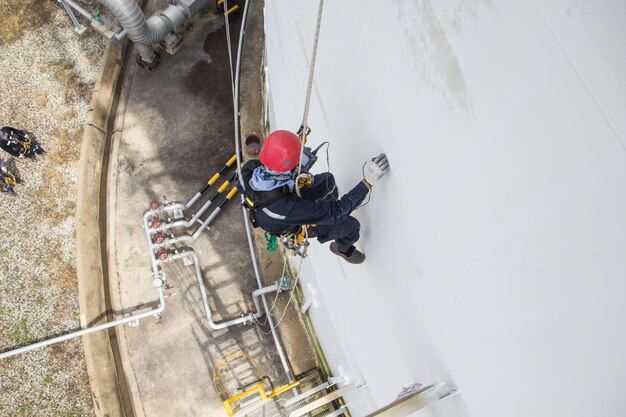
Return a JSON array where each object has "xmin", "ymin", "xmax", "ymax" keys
[
  {"xmin": 63, "ymin": 0, "xmax": 98, "ymax": 22},
  {"xmin": 185, "ymin": 192, "xmax": 203, "ymax": 209},
  {"xmin": 0, "ymin": 289, "xmax": 165, "ymax": 360},
  {"xmin": 142, "ymin": 202, "xmax": 186, "ymax": 226},
  {"xmin": 146, "ymin": 198, "xmax": 231, "ymax": 248},
  {"xmin": 152, "ymin": 196, "xmax": 216, "ymax": 234},
  {"xmin": 232, "ymin": 0, "xmax": 294, "ymax": 380},
  {"xmin": 142, "ymin": 193, "xmax": 219, "ymax": 236},
  {"xmin": 97, "ymin": 0, "xmax": 195, "ymax": 62},
  {"xmin": 251, "ymin": 283, "xmax": 280, "ymax": 315},
  {"xmin": 143, "ymin": 209, "xmax": 168, "ymax": 276},
  {"xmin": 191, "ymin": 204, "xmax": 223, "ymax": 239},
  {"xmin": 160, "ymin": 251, "xmax": 279, "ymax": 330}
]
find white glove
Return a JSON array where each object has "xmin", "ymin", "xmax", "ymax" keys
[{"xmin": 363, "ymin": 153, "xmax": 389, "ymax": 185}]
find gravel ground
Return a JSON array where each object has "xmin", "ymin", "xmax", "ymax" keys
[{"xmin": 0, "ymin": 5, "xmax": 104, "ymax": 416}]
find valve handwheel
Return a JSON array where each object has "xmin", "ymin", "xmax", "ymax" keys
[{"xmin": 153, "ymin": 234, "xmax": 165, "ymax": 244}]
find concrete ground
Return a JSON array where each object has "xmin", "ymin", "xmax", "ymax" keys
[{"xmin": 106, "ymin": 1, "xmax": 319, "ymax": 415}]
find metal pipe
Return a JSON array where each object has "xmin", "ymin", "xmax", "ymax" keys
[
  {"xmin": 143, "ymin": 210, "xmax": 165, "ymax": 276},
  {"xmin": 159, "ymin": 171, "xmax": 238, "ymax": 233},
  {"xmin": 63, "ymin": 0, "xmax": 97, "ymax": 22},
  {"xmin": 143, "ymin": 202, "xmax": 186, "ymax": 222},
  {"xmin": 0, "ymin": 289, "xmax": 165, "ymax": 360},
  {"xmin": 98, "ymin": 0, "xmax": 191, "ymax": 62},
  {"xmin": 161, "ymin": 251, "xmax": 278, "ymax": 330},
  {"xmin": 58, "ymin": 0, "xmax": 88, "ymax": 33},
  {"xmin": 186, "ymin": 155, "xmax": 238, "ymax": 209},
  {"xmin": 191, "ymin": 186, "xmax": 238, "ymax": 239},
  {"xmin": 112, "ymin": 29, "xmax": 128, "ymax": 42},
  {"xmin": 232, "ymin": 0, "xmax": 294, "ymax": 380},
  {"xmin": 142, "ymin": 168, "xmax": 238, "ymax": 244},
  {"xmin": 251, "ymin": 283, "xmax": 280, "ymax": 315},
  {"xmin": 147, "ymin": 184, "xmax": 238, "ymax": 248},
  {"xmin": 233, "ymin": 0, "xmax": 246, "ymax": 189}
]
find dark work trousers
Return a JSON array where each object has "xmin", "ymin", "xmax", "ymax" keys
[{"xmin": 304, "ymin": 172, "xmax": 361, "ymax": 253}]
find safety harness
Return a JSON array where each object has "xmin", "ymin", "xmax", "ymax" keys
[
  {"xmin": 241, "ymin": 159, "xmax": 313, "ymax": 257},
  {"xmin": 228, "ymin": 0, "xmax": 326, "ymax": 259},
  {"xmin": 241, "ymin": 160, "xmax": 290, "ymax": 220}
]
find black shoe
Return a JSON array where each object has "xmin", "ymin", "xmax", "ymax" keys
[{"xmin": 329, "ymin": 242, "xmax": 365, "ymax": 264}]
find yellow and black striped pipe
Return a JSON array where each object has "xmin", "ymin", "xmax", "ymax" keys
[
  {"xmin": 199, "ymin": 154, "xmax": 237, "ymax": 195},
  {"xmin": 206, "ymin": 170, "xmax": 238, "ymax": 203},
  {"xmin": 216, "ymin": 0, "xmax": 239, "ymax": 16},
  {"xmin": 217, "ymin": 184, "xmax": 239, "ymax": 210}
]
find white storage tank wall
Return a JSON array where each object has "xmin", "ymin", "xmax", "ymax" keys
[{"xmin": 264, "ymin": 1, "xmax": 626, "ymax": 416}]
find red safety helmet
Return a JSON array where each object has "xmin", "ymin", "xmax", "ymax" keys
[{"xmin": 259, "ymin": 130, "xmax": 301, "ymax": 172}]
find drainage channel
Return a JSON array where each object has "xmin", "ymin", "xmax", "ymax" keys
[{"xmin": 98, "ymin": 36, "xmax": 137, "ymax": 417}]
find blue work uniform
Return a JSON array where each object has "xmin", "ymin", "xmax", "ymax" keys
[{"xmin": 242, "ymin": 160, "xmax": 369, "ymax": 253}]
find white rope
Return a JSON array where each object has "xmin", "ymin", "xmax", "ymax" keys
[
  {"xmin": 228, "ymin": 0, "xmax": 294, "ymax": 379},
  {"xmin": 297, "ymin": 0, "xmax": 325, "ymax": 177},
  {"xmin": 249, "ymin": 1, "xmax": 327, "ymax": 335},
  {"xmin": 253, "ymin": 256, "xmax": 289, "ymax": 326},
  {"xmin": 220, "ymin": 1, "xmax": 320, "ymax": 340},
  {"xmin": 254, "ymin": 251, "xmax": 306, "ymax": 335},
  {"xmin": 223, "ymin": 0, "xmax": 236, "ymax": 103}
]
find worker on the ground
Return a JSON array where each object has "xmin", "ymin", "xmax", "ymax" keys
[{"xmin": 241, "ymin": 130, "xmax": 389, "ymax": 264}]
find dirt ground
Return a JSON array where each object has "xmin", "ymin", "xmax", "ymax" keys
[{"xmin": 0, "ymin": 2, "xmax": 104, "ymax": 416}]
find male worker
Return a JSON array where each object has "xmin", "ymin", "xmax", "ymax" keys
[{"xmin": 241, "ymin": 130, "xmax": 389, "ymax": 264}]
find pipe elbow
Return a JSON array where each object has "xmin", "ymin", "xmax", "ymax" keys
[{"xmin": 99, "ymin": 0, "xmax": 186, "ymax": 46}]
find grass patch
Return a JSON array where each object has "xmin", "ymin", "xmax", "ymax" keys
[
  {"xmin": 4, "ymin": 317, "xmax": 31, "ymax": 345},
  {"xmin": 0, "ymin": 0, "xmax": 54, "ymax": 46},
  {"xmin": 50, "ymin": 128, "xmax": 81, "ymax": 165},
  {"xmin": 50, "ymin": 258, "xmax": 78, "ymax": 290},
  {"xmin": 35, "ymin": 93, "xmax": 49, "ymax": 110},
  {"xmin": 34, "ymin": 167, "xmax": 68, "ymax": 224},
  {"xmin": 51, "ymin": 59, "xmax": 75, "ymax": 70},
  {"xmin": 52, "ymin": 65, "xmax": 92, "ymax": 102},
  {"xmin": 62, "ymin": 110, "xmax": 78, "ymax": 122}
]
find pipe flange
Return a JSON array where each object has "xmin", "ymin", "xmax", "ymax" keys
[
  {"xmin": 150, "ymin": 218, "xmax": 162, "ymax": 229},
  {"xmin": 153, "ymin": 233, "xmax": 165, "ymax": 245},
  {"xmin": 149, "ymin": 200, "xmax": 160, "ymax": 211},
  {"xmin": 277, "ymin": 276, "xmax": 296, "ymax": 291},
  {"xmin": 157, "ymin": 249, "xmax": 169, "ymax": 261}
]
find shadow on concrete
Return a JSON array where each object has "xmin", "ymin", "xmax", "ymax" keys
[{"xmin": 107, "ymin": 4, "xmax": 307, "ymax": 415}]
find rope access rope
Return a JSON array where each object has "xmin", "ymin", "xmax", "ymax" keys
[
  {"xmin": 223, "ymin": 0, "xmax": 324, "ymax": 342},
  {"xmin": 253, "ymin": 256, "xmax": 288, "ymax": 327},
  {"xmin": 223, "ymin": 0, "xmax": 236, "ymax": 102},
  {"xmin": 297, "ymin": 0, "xmax": 325, "ymax": 177},
  {"xmin": 254, "ymin": 247, "xmax": 306, "ymax": 334},
  {"xmin": 226, "ymin": 0, "xmax": 294, "ymax": 380}
]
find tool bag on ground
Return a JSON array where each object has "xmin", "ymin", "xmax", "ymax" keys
[
  {"xmin": 0, "ymin": 159, "xmax": 17, "ymax": 195},
  {"xmin": 0, "ymin": 126, "xmax": 45, "ymax": 158}
]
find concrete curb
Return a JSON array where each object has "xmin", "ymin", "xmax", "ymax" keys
[{"xmin": 76, "ymin": 39, "xmax": 127, "ymax": 417}]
